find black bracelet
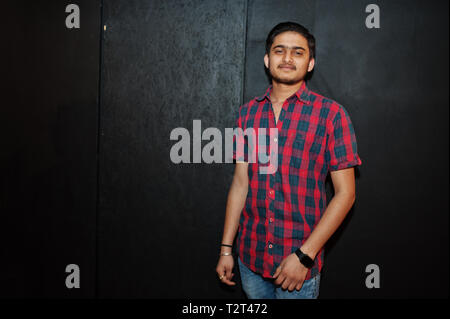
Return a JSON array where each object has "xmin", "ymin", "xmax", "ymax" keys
[
  {"xmin": 294, "ymin": 248, "xmax": 315, "ymax": 269},
  {"xmin": 221, "ymin": 244, "xmax": 233, "ymax": 248}
]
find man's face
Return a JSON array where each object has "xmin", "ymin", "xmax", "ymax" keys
[{"xmin": 264, "ymin": 31, "xmax": 315, "ymax": 85}]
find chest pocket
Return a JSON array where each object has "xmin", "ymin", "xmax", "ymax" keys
[
  {"xmin": 278, "ymin": 130, "xmax": 306, "ymax": 169},
  {"xmin": 278, "ymin": 129, "xmax": 302, "ymax": 146}
]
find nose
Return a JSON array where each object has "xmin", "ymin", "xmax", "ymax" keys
[{"xmin": 282, "ymin": 51, "xmax": 293, "ymax": 63}]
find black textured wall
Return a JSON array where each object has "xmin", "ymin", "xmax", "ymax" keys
[
  {"xmin": 99, "ymin": 0, "xmax": 247, "ymax": 298},
  {"xmin": 1, "ymin": 1, "xmax": 101, "ymax": 298},
  {"xmin": 1, "ymin": 0, "xmax": 448, "ymax": 299}
]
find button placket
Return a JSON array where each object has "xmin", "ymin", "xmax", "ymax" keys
[{"xmin": 268, "ymin": 175, "xmax": 275, "ymax": 255}]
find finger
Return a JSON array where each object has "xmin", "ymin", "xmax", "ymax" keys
[
  {"xmin": 217, "ymin": 270, "xmax": 229, "ymax": 283},
  {"xmin": 288, "ymin": 281, "xmax": 297, "ymax": 292},
  {"xmin": 282, "ymin": 278, "xmax": 291, "ymax": 290},
  {"xmin": 221, "ymin": 267, "xmax": 236, "ymax": 286},
  {"xmin": 217, "ymin": 269, "xmax": 226, "ymax": 281},
  {"xmin": 272, "ymin": 267, "xmax": 281, "ymax": 279},
  {"xmin": 225, "ymin": 266, "xmax": 233, "ymax": 280},
  {"xmin": 274, "ymin": 273, "xmax": 286, "ymax": 286},
  {"xmin": 221, "ymin": 275, "xmax": 236, "ymax": 286},
  {"xmin": 222, "ymin": 278, "xmax": 236, "ymax": 286},
  {"xmin": 295, "ymin": 280, "xmax": 304, "ymax": 291},
  {"xmin": 217, "ymin": 264, "xmax": 226, "ymax": 276},
  {"xmin": 217, "ymin": 263, "xmax": 228, "ymax": 277}
]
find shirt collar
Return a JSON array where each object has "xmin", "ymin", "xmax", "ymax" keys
[{"xmin": 255, "ymin": 81, "xmax": 312, "ymax": 105}]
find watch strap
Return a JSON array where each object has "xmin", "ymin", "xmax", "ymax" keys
[{"xmin": 294, "ymin": 248, "xmax": 314, "ymax": 269}]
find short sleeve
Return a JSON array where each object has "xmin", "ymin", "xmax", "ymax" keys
[
  {"xmin": 326, "ymin": 106, "xmax": 362, "ymax": 172},
  {"xmin": 232, "ymin": 107, "xmax": 248, "ymax": 163}
]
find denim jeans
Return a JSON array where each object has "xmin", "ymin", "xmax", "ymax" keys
[{"xmin": 238, "ymin": 256, "xmax": 320, "ymax": 299}]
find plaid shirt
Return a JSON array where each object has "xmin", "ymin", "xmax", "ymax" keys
[{"xmin": 232, "ymin": 81, "xmax": 362, "ymax": 281}]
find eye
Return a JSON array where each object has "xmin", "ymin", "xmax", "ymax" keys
[{"xmin": 295, "ymin": 51, "xmax": 303, "ymax": 55}]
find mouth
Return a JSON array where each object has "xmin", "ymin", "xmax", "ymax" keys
[{"xmin": 279, "ymin": 65, "xmax": 295, "ymax": 70}]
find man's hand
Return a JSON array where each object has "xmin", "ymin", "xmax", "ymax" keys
[
  {"xmin": 272, "ymin": 253, "xmax": 308, "ymax": 292},
  {"xmin": 216, "ymin": 256, "xmax": 236, "ymax": 286}
]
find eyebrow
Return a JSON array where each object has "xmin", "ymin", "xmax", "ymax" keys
[{"xmin": 272, "ymin": 45, "xmax": 306, "ymax": 51}]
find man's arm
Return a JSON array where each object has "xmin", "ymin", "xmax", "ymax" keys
[
  {"xmin": 273, "ymin": 166, "xmax": 356, "ymax": 291},
  {"xmin": 299, "ymin": 166, "xmax": 356, "ymax": 260},
  {"xmin": 216, "ymin": 162, "xmax": 248, "ymax": 286}
]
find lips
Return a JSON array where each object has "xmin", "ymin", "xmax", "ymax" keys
[{"xmin": 279, "ymin": 65, "xmax": 295, "ymax": 70}]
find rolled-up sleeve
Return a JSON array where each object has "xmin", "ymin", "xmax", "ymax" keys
[{"xmin": 326, "ymin": 106, "xmax": 362, "ymax": 172}]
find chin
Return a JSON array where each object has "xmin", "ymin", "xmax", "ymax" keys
[{"xmin": 272, "ymin": 76, "xmax": 303, "ymax": 85}]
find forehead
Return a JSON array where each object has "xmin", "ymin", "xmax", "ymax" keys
[{"xmin": 271, "ymin": 31, "xmax": 308, "ymax": 50}]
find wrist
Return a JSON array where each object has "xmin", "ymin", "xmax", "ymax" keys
[
  {"xmin": 220, "ymin": 247, "xmax": 232, "ymax": 254},
  {"xmin": 294, "ymin": 248, "xmax": 315, "ymax": 269},
  {"xmin": 219, "ymin": 251, "xmax": 233, "ymax": 257},
  {"xmin": 220, "ymin": 243, "xmax": 233, "ymax": 254},
  {"xmin": 299, "ymin": 246, "xmax": 317, "ymax": 260}
]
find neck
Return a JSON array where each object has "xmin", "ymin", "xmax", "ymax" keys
[{"xmin": 270, "ymin": 80, "xmax": 304, "ymax": 103}]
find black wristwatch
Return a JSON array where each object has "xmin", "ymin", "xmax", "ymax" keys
[{"xmin": 294, "ymin": 248, "xmax": 314, "ymax": 269}]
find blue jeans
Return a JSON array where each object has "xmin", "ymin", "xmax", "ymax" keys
[{"xmin": 238, "ymin": 256, "xmax": 320, "ymax": 299}]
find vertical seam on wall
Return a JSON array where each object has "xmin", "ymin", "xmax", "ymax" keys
[
  {"xmin": 309, "ymin": 0, "xmax": 321, "ymax": 91},
  {"xmin": 311, "ymin": 0, "xmax": 317, "ymax": 35},
  {"xmin": 95, "ymin": 0, "xmax": 104, "ymax": 300},
  {"xmin": 240, "ymin": 0, "xmax": 249, "ymax": 106},
  {"xmin": 311, "ymin": 0, "xmax": 318, "ymax": 86}
]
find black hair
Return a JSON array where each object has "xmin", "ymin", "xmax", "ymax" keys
[{"xmin": 265, "ymin": 22, "xmax": 315, "ymax": 60}]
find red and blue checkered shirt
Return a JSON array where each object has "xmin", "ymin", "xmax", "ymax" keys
[{"xmin": 233, "ymin": 81, "xmax": 362, "ymax": 281}]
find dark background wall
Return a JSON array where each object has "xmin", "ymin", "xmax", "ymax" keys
[
  {"xmin": 1, "ymin": 1, "xmax": 101, "ymax": 298},
  {"xmin": 1, "ymin": 0, "xmax": 448, "ymax": 299}
]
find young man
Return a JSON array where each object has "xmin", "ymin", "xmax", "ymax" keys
[{"xmin": 216, "ymin": 22, "xmax": 362, "ymax": 299}]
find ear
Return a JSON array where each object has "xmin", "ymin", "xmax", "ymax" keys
[
  {"xmin": 307, "ymin": 57, "xmax": 315, "ymax": 72},
  {"xmin": 264, "ymin": 54, "xmax": 269, "ymax": 69}
]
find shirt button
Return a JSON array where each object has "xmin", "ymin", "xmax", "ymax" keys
[
  {"xmin": 269, "ymin": 190, "xmax": 273, "ymax": 195},
  {"xmin": 268, "ymin": 244, "xmax": 273, "ymax": 249},
  {"xmin": 273, "ymin": 137, "xmax": 278, "ymax": 143},
  {"xmin": 269, "ymin": 218, "xmax": 273, "ymax": 223}
]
